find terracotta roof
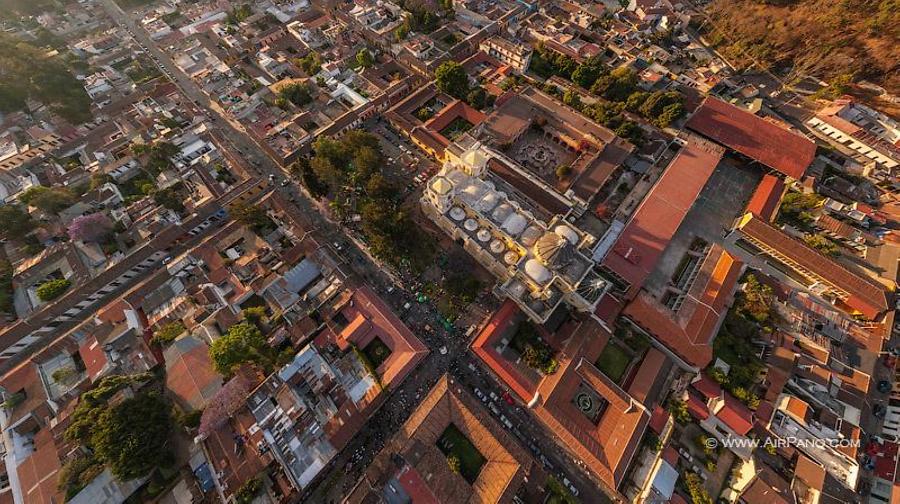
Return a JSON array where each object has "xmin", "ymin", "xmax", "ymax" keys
[
  {"xmin": 740, "ymin": 466, "xmax": 794, "ymax": 504},
  {"xmin": 603, "ymin": 136, "xmax": 724, "ymax": 298},
  {"xmin": 648, "ymin": 405, "xmax": 669, "ymax": 434},
  {"xmin": 325, "ymin": 286, "xmax": 429, "ymax": 390},
  {"xmin": 571, "ymin": 137, "xmax": 633, "ymax": 201},
  {"xmin": 471, "ymin": 300, "xmax": 540, "ymax": 403},
  {"xmin": 528, "ymin": 320, "xmax": 649, "ymax": 494},
  {"xmin": 783, "ymin": 396, "xmax": 811, "ymax": 422},
  {"xmin": 686, "ymin": 97, "xmax": 816, "ymax": 179},
  {"xmin": 686, "ymin": 391, "xmax": 710, "ymax": 420},
  {"xmin": 745, "ymin": 174, "xmax": 785, "ymax": 221},
  {"xmin": 15, "ymin": 429, "xmax": 62, "ymax": 504},
  {"xmin": 623, "ymin": 246, "xmax": 742, "ymax": 368},
  {"xmin": 736, "ymin": 213, "xmax": 891, "ymax": 319},
  {"xmin": 718, "ymin": 395, "xmax": 754, "ymax": 436},
  {"xmin": 626, "ymin": 347, "xmax": 667, "ymax": 405},
  {"xmin": 816, "ymin": 214, "xmax": 857, "ymax": 240},
  {"xmin": 692, "ymin": 374, "xmax": 722, "ymax": 400},
  {"xmin": 164, "ymin": 336, "xmax": 223, "ymax": 411},
  {"xmin": 353, "ymin": 375, "xmax": 533, "ymax": 504},
  {"xmin": 793, "ymin": 454, "xmax": 826, "ymax": 490}
]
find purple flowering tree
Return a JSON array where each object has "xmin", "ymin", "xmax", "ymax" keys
[
  {"xmin": 67, "ymin": 213, "xmax": 113, "ymax": 242},
  {"xmin": 198, "ymin": 374, "xmax": 251, "ymax": 437}
]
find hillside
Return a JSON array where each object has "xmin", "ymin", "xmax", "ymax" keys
[{"xmin": 701, "ymin": 0, "xmax": 899, "ymax": 96}]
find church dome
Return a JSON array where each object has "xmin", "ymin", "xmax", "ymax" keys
[{"xmin": 534, "ymin": 232, "xmax": 576, "ymax": 268}]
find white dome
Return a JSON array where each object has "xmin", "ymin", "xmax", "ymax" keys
[
  {"xmin": 489, "ymin": 239, "xmax": 505, "ymax": 254},
  {"xmin": 460, "ymin": 181, "xmax": 485, "ymax": 205},
  {"xmin": 477, "ymin": 191, "xmax": 500, "ymax": 212},
  {"xmin": 554, "ymin": 225, "xmax": 579, "ymax": 245},
  {"xmin": 491, "ymin": 203, "xmax": 513, "ymax": 224},
  {"xmin": 504, "ymin": 251, "xmax": 519, "ymax": 265},
  {"xmin": 464, "ymin": 218, "xmax": 478, "ymax": 231},
  {"xmin": 524, "ymin": 259, "xmax": 552, "ymax": 284},
  {"xmin": 520, "ymin": 225, "xmax": 543, "ymax": 247},
  {"xmin": 449, "ymin": 207, "xmax": 466, "ymax": 221},
  {"xmin": 501, "ymin": 213, "xmax": 527, "ymax": 236},
  {"xmin": 476, "ymin": 228, "xmax": 491, "ymax": 242}
]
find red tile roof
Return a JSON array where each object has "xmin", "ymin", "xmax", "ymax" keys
[
  {"xmin": 692, "ymin": 374, "xmax": 722, "ymax": 400},
  {"xmin": 649, "ymin": 405, "xmax": 669, "ymax": 434},
  {"xmin": 745, "ymin": 174, "xmax": 785, "ymax": 221},
  {"xmin": 686, "ymin": 97, "xmax": 816, "ymax": 179},
  {"xmin": 623, "ymin": 246, "xmax": 742, "ymax": 368},
  {"xmin": 603, "ymin": 136, "xmax": 724, "ymax": 299},
  {"xmin": 325, "ymin": 286, "xmax": 429, "ymax": 390},
  {"xmin": 471, "ymin": 300, "xmax": 540, "ymax": 403},
  {"xmin": 736, "ymin": 213, "xmax": 891, "ymax": 319},
  {"xmin": 686, "ymin": 392, "xmax": 710, "ymax": 420},
  {"xmin": 536, "ymin": 355, "xmax": 649, "ymax": 492},
  {"xmin": 718, "ymin": 395, "xmax": 754, "ymax": 436},
  {"xmin": 164, "ymin": 336, "xmax": 223, "ymax": 411}
]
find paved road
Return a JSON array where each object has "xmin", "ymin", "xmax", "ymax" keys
[{"xmin": 100, "ymin": 2, "xmax": 615, "ymax": 502}]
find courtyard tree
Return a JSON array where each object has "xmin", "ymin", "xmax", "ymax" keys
[
  {"xmin": 19, "ymin": 186, "xmax": 75, "ymax": 214},
  {"xmin": 91, "ymin": 392, "xmax": 174, "ymax": 480},
  {"xmin": 435, "ymin": 61, "xmax": 470, "ymax": 100},
  {"xmin": 0, "ymin": 204, "xmax": 35, "ymax": 240},
  {"xmin": 36, "ymin": 278, "xmax": 71, "ymax": 302},
  {"xmin": 209, "ymin": 322, "xmax": 271, "ymax": 375},
  {"xmin": 356, "ymin": 48, "xmax": 375, "ymax": 68}
]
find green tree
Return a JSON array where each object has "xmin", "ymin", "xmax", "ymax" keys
[
  {"xmin": 668, "ymin": 398, "xmax": 690, "ymax": 423},
  {"xmin": 0, "ymin": 33, "xmax": 91, "ymax": 123},
  {"xmin": 447, "ymin": 455, "xmax": 461, "ymax": 474},
  {"xmin": 356, "ymin": 48, "xmax": 375, "ymax": 68},
  {"xmin": 90, "ymin": 392, "xmax": 174, "ymax": 480},
  {"xmin": 36, "ymin": 278, "xmax": 71, "ymax": 302},
  {"xmin": 555, "ymin": 164, "xmax": 571, "ymax": 179},
  {"xmin": 19, "ymin": 186, "xmax": 75, "ymax": 214},
  {"xmin": 625, "ymin": 91, "xmax": 650, "ymax": 112},
  {"xmin": 804, "ymin": 233, "xmax": 839, "ymax": 256},
  {"xmin": 736, "ymin": 274, "xmax": 774, "ymax": 324},
  {"xmin": 232, "ymin": 203, "xmax": 274, "ymax": 234},
  {"xmin": 290, "ymin": 158, "xmax": 328, "ymax": 198},
  {"xmin": 435, "ymin": 61, "xmax": 470, "ymax": 100},
  {"xmin": 279, "ymin": 82, "xmax": 312, "ymax": 107},
  {"xmin": 0, "ymin": 259, "xmax": 14, "ymax": 315},
  {"xmin": 778, "ymin": 191, "xmax": 821, "ymax": 226},
  {"xmin": 571, "ymin": 55, "xmax": 605, "ymax": 89},
  {"xmin": 394, "ymin": 23, "xmax": 410, "ymax": 41},
  {"xmin": 614, "ymin": 120, "xmax": 643, "ymax": 145},
  {"xmin": 89, "ymin": 173, "xmax": 114, "ymax": 190},
  {"xmin": 297, "ymin": 52, "xmax": 321, "ymax": 76},
  {"xmin": 466, "ymin": 86, "xmax": 488, "ymax": 109},
  {"xmin": 0, "ymin": 204, "xmax": 35, "ymax": 240},
  {"xmin": 152, "ymin": 187, "xmax": 185, "ymax": 214},
  {"xmin": 684, "ymin": 472, "xmax": 713, "ymax": 504},
  {"xmin": 151, "ymin": 321, "xmax": 186, "ymax": 346},
  {"xmin": 562, "ymin": 89, "xmax": 582, "ymax": 110},
  {"xmin": 209, "ymin": 322, "xmax": 270, "ymax": 375},
  {"xmin": 242, "ymin": 306, "xmax": 267, "ymax": 324}
]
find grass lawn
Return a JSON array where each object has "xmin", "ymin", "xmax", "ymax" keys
[
  {"xmin": 595, "ymin": 343, "xmax": 631, "ymax": 383},
  {"xmin": 362, "ymin": 338, "xmax": 392, "ymax": 369},
  {"xmin": 437, "ymin": 424, "xmax": 485, "ymax": 484}
]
